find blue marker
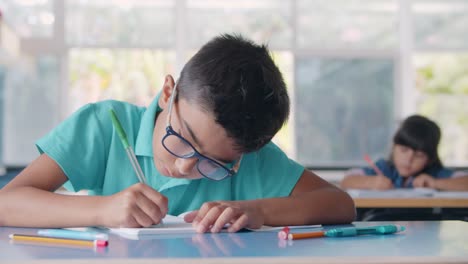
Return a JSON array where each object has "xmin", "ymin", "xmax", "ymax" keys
[
  {"xmin": 325, "ymin": 225, "xmax": 406, "ymax": 237},
  {"xmin": 283, "ymin": 224, "xmax": 405, "ymax": 240},
  {"xmin": 37, "ymin": 229, "xmax": 109, "ymax": 241}
]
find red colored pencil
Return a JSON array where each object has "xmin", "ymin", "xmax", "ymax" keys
[{"xmin": 363, "ymin": 154, "xmax": 384, "ymax": 176}]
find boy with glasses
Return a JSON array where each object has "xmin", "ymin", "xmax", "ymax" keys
[{"xmin": 0, "ymin": 34, "xmax": 355, "ymax": 232}]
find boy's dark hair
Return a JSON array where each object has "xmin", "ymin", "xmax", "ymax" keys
[
  {"xmin": 393, "ymin": 114, "xmax": 443, "ymax": 168},
  {"xmin": 177, "ymin": 34, "xmax": 290, "ymax": 152}
]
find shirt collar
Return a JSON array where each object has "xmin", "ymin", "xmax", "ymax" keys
[
  {"xmin": 134, "ymin": 92, "xmax": 162, "ymax": 157},
  {"xmin": 134, "ymin": 92, "xmax": 192, "ymax": 189}
]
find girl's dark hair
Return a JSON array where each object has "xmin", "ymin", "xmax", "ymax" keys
[
  {"xmin": 393, "ymin": 115, "xmax": 443, "ymax": 168},
  {"xmin": 176, "ymin": 34, "xmax": 289, "ymax": 153}
]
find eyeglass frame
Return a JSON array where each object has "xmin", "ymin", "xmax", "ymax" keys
[{"xmin": 161, "ymin": 84, "xmax": 242, "ymax": 181}]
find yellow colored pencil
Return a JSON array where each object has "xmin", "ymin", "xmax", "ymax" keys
[{"xmin": 9, "ymin": 234, "xmax": 108, "ymax": 247}]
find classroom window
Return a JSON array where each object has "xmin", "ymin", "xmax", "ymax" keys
[
  {"xmin": 3, "ymin": 55, "xmax": 59, "ymax": 165},
  {"xmin": 414, "ymin": 53, "xmax": 468, "ymax": 167},
  {"xmin": 295, "ymin": 58, "xmax": 394, "ymax": 166},
  {"xmin": 68, "ymin": 49, "xmax": 175, "ymax": 113},
  {"xmin": 0, "ymin": 0, "xmax": 54, "ymax": 38},
  {"xmin": 185, "ymin": 0, "xmax": 292, "ymax": 49},
  {"xmin": 412, "ymin": 0, "xmax": 468, "ymax": 167},
  {"xmin": 2, "ymin": 0, "xmax": 468, "ymax": 169},
  {"xmin": 297, "ymin": 0, "xmax": 398, "ymax": 49},
  {"xmin": 413, "ymin": 0, "xmax": 468, "ymax": 49},
  {"xmin": 65, "ymin": 0, "xmax": 175, "ymax": 47},
  {"xmin": 0, "ymin": 65, "xmax": 5, "ymax": 168}
]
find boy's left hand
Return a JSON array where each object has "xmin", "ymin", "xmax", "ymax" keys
[
  {"xmin": 183, "ymin": 201, "xmax": 264, "ymax": 233},
  {"xmin": 413, "ymin": 173, "xmax": 437, "ymax": 189}
]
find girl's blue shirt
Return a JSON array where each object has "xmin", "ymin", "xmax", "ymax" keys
[{"xmin": 363, "ymin": 159, "xmax": 454, "ymax": 188}]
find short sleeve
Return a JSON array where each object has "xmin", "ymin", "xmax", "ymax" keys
[
  {"xmin": 246, "ymin": 143, "xmax": 304, "ymax": 198},
  {"xmin": 432, "ymin": 167, "xmax": 454, "ymax": 179},
  {"xmin": 362, "ymin": 167, "xmax": 378, "ymax": 176},
  {"xmin": 36, "ymin": 103, "xmax": 112, "ymax": 192}
]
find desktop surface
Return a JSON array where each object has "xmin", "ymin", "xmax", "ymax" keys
[{"xmin": 1, "ymin": 221, "xmax": 468, "ymax": 263}]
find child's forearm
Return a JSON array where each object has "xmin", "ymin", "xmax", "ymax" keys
[
  {"xmin": 0, "ymin": 187, "xmax": 104, "ymax": 228},
  {"xmin": 435, "ymin": 176, "xmax": 468, "ymax": 191},
  {"xmin": 340, "ymin": 175, "xmax": 374, "ymax": 189},
  {"xmin": 239, "ymin": 187, "xmax": 355, "ymax": 226}
]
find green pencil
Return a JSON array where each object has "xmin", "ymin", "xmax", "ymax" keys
[{"xmin": 109, "ymin": 109, "xmax": 147, "ymax": 184}]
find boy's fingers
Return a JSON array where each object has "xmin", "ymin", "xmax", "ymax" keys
[
  {"xmin": 196, "ymin": 205, "xmax": 225, "ymax": 233},
  {"xmin": 228, "ymin": 214, "xmax": 248, "ymax": 233},
  {"xmin": 193, "ymin": 202, "xmax": 215, "ymax": 224},
  {"xmin": 183, "ymin": 211, "xmax": 199, "ymax": 223},
  {"xmin": 139, "ymin": 184, "xmax": 169, "ymax": 216},
  {"xmin": 131, "ymin": 206, "xmax": 155, "ymax": 228},
  {"xmin": 135, "ymin": 193, "xmax": 164, "ymax": 225},
  {"xmin": 211, "ymin": 207, "xmax": 237, "ymax": 233}
]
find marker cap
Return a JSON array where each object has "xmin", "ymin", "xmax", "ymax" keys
[{"xmin": 95, "ymin": 240, "xmax": 109, "ymax": 247}]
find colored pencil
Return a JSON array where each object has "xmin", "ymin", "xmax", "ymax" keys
[
  {"xmin": 38, "ymin": 229, "xmax": 108, "ymax": 241},
  {"xmin": 287, "ymin": 231, "xmax": 326, "ymax": 240},
  {"xmin": 363, "ymin": 154, "xmax": 384, "ymax": 176},
  {"xmin": 9, "ymin": 234, "xmax": 108, "ymax": 247}
]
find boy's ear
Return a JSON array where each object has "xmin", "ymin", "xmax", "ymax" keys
[{"xmin": 159, "ymin": 75, "xmax": 176, "ymax": 109}]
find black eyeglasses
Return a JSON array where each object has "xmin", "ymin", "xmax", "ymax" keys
[{"xmin": 161, "ymin": 85, "xmax": 242, "ymax": 181}]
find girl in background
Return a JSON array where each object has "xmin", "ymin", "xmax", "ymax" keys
[{"xmin": 341, "ymin": 115, "xmax": 468, "ymax": 191}]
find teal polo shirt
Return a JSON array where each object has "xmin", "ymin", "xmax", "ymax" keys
[{"xmin": 36, "ymin": 94, "xmax": 305, "ymax": 215}]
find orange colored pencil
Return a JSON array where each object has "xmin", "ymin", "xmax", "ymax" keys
[
  {"xmin": 9, "ymin": 234, "xmax": 108, "ymax": 247},
  {"xmin": 287, "ymin": 231, "xmax": 326, "ymax": 240}
]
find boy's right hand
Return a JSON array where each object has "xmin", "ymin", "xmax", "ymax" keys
[
  {"xmin": 371, "ymin": 175, "xmax": 394, "ymax": 190},
  {"xmin": 98, "ymin": 183, "xmax": 168, "ymax": 228}
]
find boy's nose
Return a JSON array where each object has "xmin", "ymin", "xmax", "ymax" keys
[{"xmin": 175, "ymin": 157, "xmax": 198, "ymax": 176}]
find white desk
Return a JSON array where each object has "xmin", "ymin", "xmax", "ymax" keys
[{"xmin": 2, "ymin": 221, "xmax": 468, "ymax": 264}]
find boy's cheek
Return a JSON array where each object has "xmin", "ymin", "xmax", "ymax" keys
[
  {"xmin": 152, "ymin": 155, "xmax": 172, "ymax": 176},
  {"xmin": 175, "ymin": 167, "xmax": 204, "ymax": 180}
]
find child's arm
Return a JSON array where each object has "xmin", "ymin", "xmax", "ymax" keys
[
  {"xmin": 259, "ymin": 169, "xmax": 356, "ymax": 226},
  {"xmin": 184, "ymin": 169, "xmax": 356, "ymax": 233},
  {"xmin": 340, "ymin": 170, "xmax": 394, "ymax": 190},
  {"xmin": 0, "ymin": 154, "xmax": 168, "ymax": 228},
  {"xmin": 434, "ymin": 176, "xmax": 468, "ymax": 191},
  {"xmin": 413, "ymin": 173, "xmax": 468, "ymax": 191}
]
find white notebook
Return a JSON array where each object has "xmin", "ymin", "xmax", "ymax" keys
[
  {"xmin": 109, "ymin": 215, "xmax": 194, "ymax": 237},
  {"xmin": 108, "ymin": 214, "xmax": 321, "ymax": 239},
  {"xmin": 347, "ymin": 188, "xmax": 468, "ymax": 198},
  {"xmin": 347, "ymin": 188, "xmax": 435, "ymax": 198}
]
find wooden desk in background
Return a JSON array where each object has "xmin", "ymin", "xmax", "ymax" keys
[
  {"xmin": 348, "ymin": 189, "xmax": 468, "ymax": 221},
  {"xmin": 354, "ymin": 197, "xmax": 468, "ymax": 208}
]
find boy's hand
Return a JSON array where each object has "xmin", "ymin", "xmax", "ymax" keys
[
  {"xmin": 183, "ymin": 201, "xmax": 264, "ymax": 233},
  {"xmin": 98, "ymin": 183, "xmax": 168, "ymax": 228},
  {"xmin": 371, "ymin": 175, "xmax": 394, "ymax": 190},
  {"xmin": 413, "ymin": 174, "xmax": 437, "ymax": 189}
]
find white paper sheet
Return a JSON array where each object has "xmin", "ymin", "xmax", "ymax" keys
[
  {"xmin": 109, "ymin": 215, "xmax": 194, "ymax": 236},
  {"xmin": 108, "ymin": 214, "xmax": 321, "ymax": 238},
  {"xmin": 347, "ymin": 188, "xmax": 468, "ymax": 198}
]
